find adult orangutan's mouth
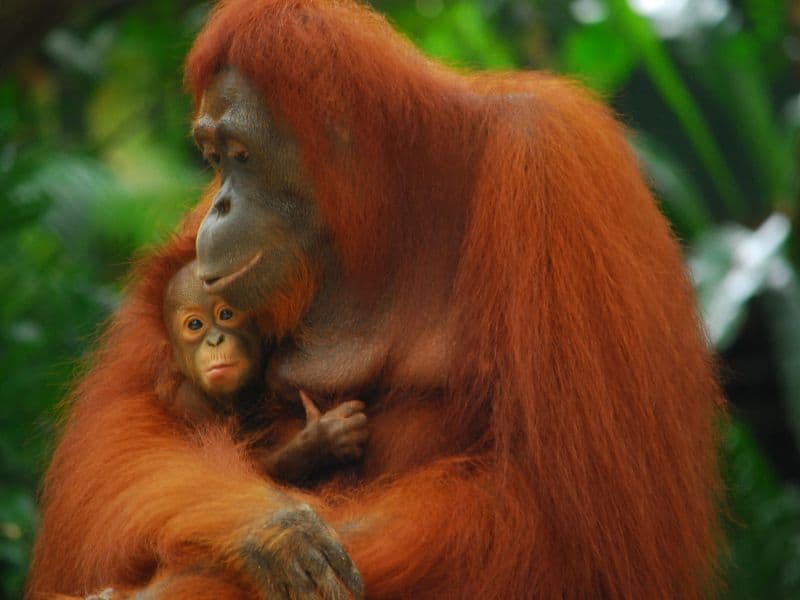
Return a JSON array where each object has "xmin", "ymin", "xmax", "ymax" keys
[{"xmin": 202, "ymin": 251, "xmax": 263, "ymax": 295}]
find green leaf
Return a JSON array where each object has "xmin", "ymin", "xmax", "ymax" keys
[
  {"xmin": 761, "ymin": 272, "xmax": 800, "ymax": 447},
  {"xmin": 690, "ymin": 214, "xmax": 791, "ymax": 350},
  {"xmin": 606, "ymin": 0, "xmax": 747, "ymax": 217},
  {"xmin": 630, "ymin": 132, "xmax": 711, "ymax": 240},
  {"xmin": 383, "ymin": 0, "xmax": 515, "ymax": 69},
  {"xmin": 560, "ymin": 22, "xmax": 637, "ymax": 94},
  {"xmin": 689, "ymin": 32, "xmax": 794, "ymax": 212},
  {"xmin": 723, "ymin": 420, "xmax": 800, "ymax": 598}
]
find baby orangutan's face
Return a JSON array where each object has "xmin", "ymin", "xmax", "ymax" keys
[{"xmin": 165, "ymin": 263, "xmax": 263, "ymax": 397}]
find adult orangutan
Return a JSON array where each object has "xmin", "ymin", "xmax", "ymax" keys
[{"xmin": 27, "ymin": 0, "xmax": 724, "ymax": 598}]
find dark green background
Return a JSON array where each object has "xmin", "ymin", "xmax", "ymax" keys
[{"xmin": 1, "ymin": 1, "xmax": 798, "ymax": 597}]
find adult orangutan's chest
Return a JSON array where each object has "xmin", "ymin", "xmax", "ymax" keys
[{"xmin": 359, "ymin": 396, "xmax": 458, "ymax": 479}]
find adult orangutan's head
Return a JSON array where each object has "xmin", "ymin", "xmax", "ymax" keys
[{"xmin": 193, "ymin": 68, "xmax": 324, "ymax": 334}]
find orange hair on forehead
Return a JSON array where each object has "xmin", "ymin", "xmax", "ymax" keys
[{"xmin": 185, "ymin": 0, "xmax": 482, "ymax": 287}]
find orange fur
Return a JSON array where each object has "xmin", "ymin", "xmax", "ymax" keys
[{"xmin": 28, "ymin": 1, "xmax": 724, "ymax": 598}]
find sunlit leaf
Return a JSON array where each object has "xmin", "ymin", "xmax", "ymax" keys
[
  {"xmin": 761, "ymin": 275, "xmax": 800, "ymax": 447},
  {"xmin": 690, "ymin": 214, "xmax": 791, "ymax": 350}
]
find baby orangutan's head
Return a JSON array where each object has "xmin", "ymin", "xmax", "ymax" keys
[{"xmin": 164, "ymin": 261, "xmax": 263, "ymax": 397}]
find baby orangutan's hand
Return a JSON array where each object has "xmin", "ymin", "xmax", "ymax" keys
[{"xmin": 300, "ymin": 391, "xmax": 368, "ymax": 463}]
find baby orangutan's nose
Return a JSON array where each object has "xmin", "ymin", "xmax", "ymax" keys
[{"xmin": 206, "ymin": 332, "xmax": 225, "ymax": 347}]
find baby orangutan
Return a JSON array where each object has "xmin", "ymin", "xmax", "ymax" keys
[{"xmin": 162, "ymin": 261, "xmax": 368, "ymax": 484}]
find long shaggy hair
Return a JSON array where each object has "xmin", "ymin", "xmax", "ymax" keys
[{"xmin": 28, "ymin": 2, "xmax": 724, "ymax": 598}]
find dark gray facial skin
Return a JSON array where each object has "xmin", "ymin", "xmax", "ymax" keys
[
  {"xmin": 192, "ymin": 68, "xmax": 452, "ymax": 399},
  {"xmin": 193, "ymin": 67, "xmax": 324, "ymax": 313},
  {"xmin": 192, "ymin": 68, "xmax": 388, "ymax": 396}
]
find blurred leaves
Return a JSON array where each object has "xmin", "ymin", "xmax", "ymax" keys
[
  {"xmin": 0, "ymin": 2, "xmax": 204, "ymax": 597},
  {"xmin": 607, "ymin": 0, "xmax": 748, "ymax": 216},
  {"xmin": 630, "ymin": 133, "xmax": 712, "ymax": 238},
  {"xmin": 688, "ymin": 31, "xmax": 794, "ymax": 214},
  {"xmin": 690, "ymin": 214, "xmax": 792, "ymax": 351},
  {"xmin": 724, "ymin": 420, "xmax": 800, "ymax": 596},
  {"xmin": 559, "ymin": 21, "xmax": 636, "ymax": 94},
  {"xmin": 384, "ymin": 0, "xmax": 515, "ymax": 68},
  {"xmin": 0, "ymin": 490, "xmax": 36, "ymax": 597}
]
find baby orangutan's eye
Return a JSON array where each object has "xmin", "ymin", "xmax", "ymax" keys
[
  {"xmin": 187, "ymin": 318, "xmax": 204, "ymax": 331},
  {"xmin": 219, "ymin": 308, "xmax": 234, "ymax": 321}
]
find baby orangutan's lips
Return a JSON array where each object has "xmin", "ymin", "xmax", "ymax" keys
[{"xmin": 206, "ymin": 362, "xmax": 239, "ymax": 380}]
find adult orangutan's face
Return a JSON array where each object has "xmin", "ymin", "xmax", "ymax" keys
[{"xmin": 193, "ymin": 67, "xmax": 325, "ymax": 317}]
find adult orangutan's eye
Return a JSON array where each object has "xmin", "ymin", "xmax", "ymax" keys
[
  {"xmin": 202, "ymin": 145, "xmax": 221, "ymax": 166},
  {"xmin": 228, "ymin": 139, "xmax": 249, "ymax": 165}
]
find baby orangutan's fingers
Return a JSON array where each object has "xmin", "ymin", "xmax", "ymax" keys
[
  {"xmin": 342, "ymin": 412, "xmax": 368, "ymax": 430},
  {"xmin": 327, "ymin": 400, "xmax": 365, "ymax": 418},
  {"xmin": 325, "ymin": 412, "xmax": 367, "ymax": 441},
  {"xmin": 299, "ymin": 390, "xmax": 322, "ymax": 421},
  {"xmin": 330, "ymin": 423, "xmax": 369, "ymax": 463}
]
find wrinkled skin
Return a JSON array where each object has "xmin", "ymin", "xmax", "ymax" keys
[
  {"xmin": 194, "ymin": 69, "xmax": 324, "ymax": 316},
  {"xmin": 194, "ymin": 68, "xmax": 396, "ymax": 399}
]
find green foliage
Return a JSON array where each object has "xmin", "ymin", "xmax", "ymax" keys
[
  {"xmin": 560, "ymin": 21, "xmax": 636, "ymax": 94},
  {"xmin": 1, "ymin": 0, "xmax": 799, "ymax": 597},
  {"xmin": 724, "ymin": 421, "xmax": 800, "ymax": 597},
  {"xmin": 0, "ymin": 2, "xmax": 204, "ymax": 596},
  {"xmin": 383, "ymin": 0, "xmax": 516, "ymax": 68}
]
